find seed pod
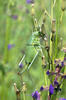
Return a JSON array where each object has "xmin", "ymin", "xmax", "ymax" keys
[
  {"xmin": 42, "ymin": 56, "xmax": 45, "ymax": 65},
  {"xmin": 22, "ymin": 82, "xmax": 27, "ymax": 93},
  {"xmin": 44, "ymin": 37, "xmax": 47, "ymax": 46},
  {"xmin": 42, "ymin": 56, "xmax": 46, "ymax": 69},
  {"xmin": 41, "ymin": 22, "xmax": 46, "ymax": 35},
  {"xmin": 45, "ymin": 46, "xmax": 49, "ymax": 52},
  {"xmin": 31, "ymin": 3, "xmax": 35, "ymax": 16},
  {"xmin": 34, "ymin": 18, "xmax": 37, "ymax": 24},
  {"xmin": 51, "ymin": 19, "xmax": 56, "ymax": 33},
  {"xmin": 61, "ymin": 0, "xmax": 66, "ymax": 11},
  {"xmin": 14, "ymin": 83, "xmax": 21, "ymax": 100},
  {"xmin": 51, "ymin": 34, "xmax": 54, "ymax": 42},
  {"xmin": 37, "ymin": 25, "xmax": 41, "ymax": 32}
]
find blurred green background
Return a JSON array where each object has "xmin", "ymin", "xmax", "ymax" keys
[{"xmin": 0, "ymin": 0, "xmax": 66, "ymax": 100}]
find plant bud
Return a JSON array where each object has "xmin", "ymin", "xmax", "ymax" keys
[
  {"xmin": 31, "ymin": 3, "xmax": 35, "ymax": 16},
  {"xmin": 42, "ymin": 56, "xmax": 47, "ymax": 69},
  {"xmin": 51, "ymin": 19, "xmax": 56, "ymax": 33},
  {"xmin": 22, "ymin": 82, "xmax": 27, "ymax": 92},
  {"xmin": 61, "ymin": 0, "xmax": 66, "ymax": 11},
  {"xmin": 41, "ymin": 22, "xmax": 46, "ymax": 34}
]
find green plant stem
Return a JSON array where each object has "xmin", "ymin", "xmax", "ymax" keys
[
  {"xmin": 44, "ymin": 69, "xmax": 47, "ymax": 85},
  {"xmin": 4, "ymin": 16, "xmax": 11, "ymax": 63},
  {"xmin": 51, "ymin": 93, "xmax": 57, "ymax": 100},
  {"xmin": 1, "ymin": 75, "xmax": 5, "ymax": 100},
  {"xmin": 23, "ymin": 92, "xmax": 25, "ymax": 100},
  {"xmin": 60, "ymin": 11, "xmax": 64, "ymax": 22},
  {"xmin": 52, "ymin": 35, "xmax": 55, "ymax": 70},
  {"xmin": 50, "ymin": 0, "xmax": 53, "ymax": 70},
  {"xmin": 55, "ymin": 0, "xmax": 62, "ymax": 57}
]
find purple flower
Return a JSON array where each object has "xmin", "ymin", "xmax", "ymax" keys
[
  {"xmin": 26, "ymin": 0, "xmax": 31, "ymax": 4},
  {"xmin": 11, "ymin": 15, "xmax": 18, "ymax": 19},
  {"xmin": 61, "ymin": 61, "xmax": 64, "ymax": 67},
  {"xmin": 32, "ymin": 91, "xmax": 40, "ymax": 100},
  {"xmin": 8, "ymin": 44, "xmax": 12, "ymax": 50},
  {"xmin": 26, "ymin": 0, "xmax": 34, "ymax": 4},
  {"xmin": 19, "ymin": 63, "xmax": 23, "ymax": 69},
  {"xmin": 8, "ymin": 44, "xmax": 15, "ymax": 50},
  {"xmin": 46, "ymin": 70, "xmax": 50, "ymax": 75},
  {"xmin": 49, "ymin": 84, "xmax": 54, "ymax": 95},
  {"xmin": 59, "ymin": 98, "xmax": 66, "ymax": 100},
  {"xmin": 56, "ymin": 64, "xmax": 59, "ymax": 68},
  {"xmin": 54, "ymin": 80, "xmax": 59, "ymax": 85},
  {"xmin": 64, "ymin": 57, "xmax": 66, "ymax": 61},
  {"xmin": 40, "ymin": 86, "xmax": 44, "ymax": 91},
  {"xmin": 54, "ymin": 60, "xmax": 56, "ymax": 63},
  {"xmin": 62, "ymin": 75, "xmax": 66, "ymax": 79}
]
